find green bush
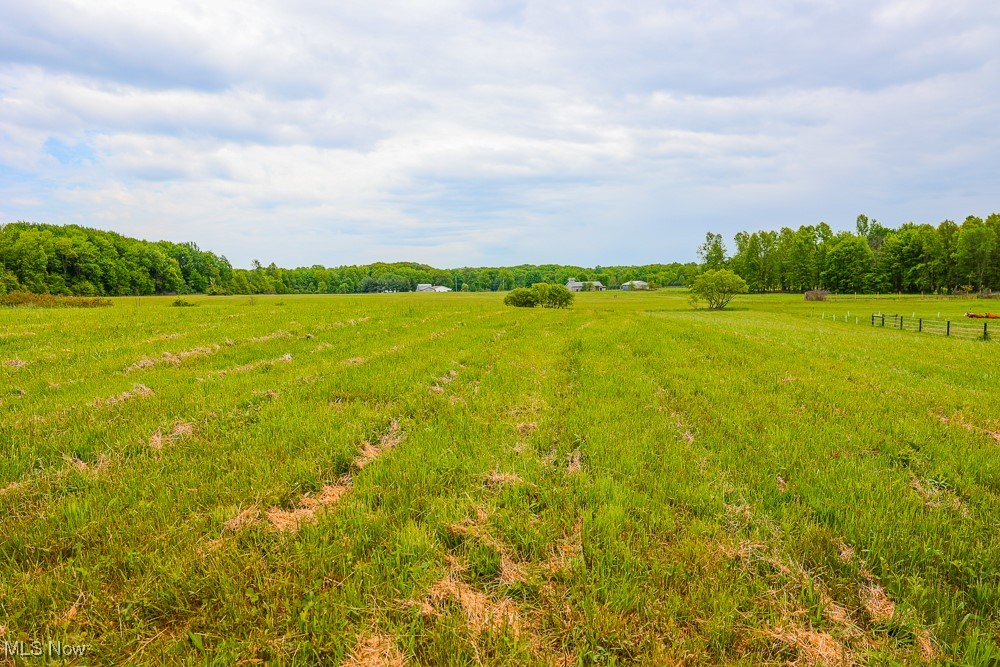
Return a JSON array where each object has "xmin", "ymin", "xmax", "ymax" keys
[
  {"xmin": 690, "ymin": 270, "xmax": 747, "ymax": 310},
  {"xmin": 504, "ymin": 288, "xmax": 538, "ymax": 308},
  {"xmin": 527, "ymin": 283, "xmax": 575, "ymax": 309},
  {"xmin": 543, "ymin": 283, "xmax": 574, "ymax": 308},
  {"xmin": 172, "ymin": 298, "xmax": 199, "ymax": 307}
]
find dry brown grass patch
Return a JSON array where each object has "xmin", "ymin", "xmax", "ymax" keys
[
  {"xmin": 426, "ymin": 576, "xmax": 522, "ymax": 636},
  {"xmin": 149, "ymin": 432, "xmax": 168, "ymax": 450},
  {"xmin": 862, "ymin": 584, "xmax": 895, "ymax": 622},
  {"xmin": 172, "ymin": 421, "xmax": 195, "ymax": 437},
  {"xmin": 516, "ymin": 421, "xmax": 538, "ymax": 435},
  {"xmin": 545, "ymin": 520, "xmax": 583, "ymax": 574},
  {"xmin": 200, "ymin": 353, "xmax": 293, "ymax": 380},
  {"xmin": 248, "ymin": 330, "xmax": 292, "ymax": 343},
  {"xmin": 58, "ymin": 592, "xmax": 86, "ymax": 625},
  {"xmin": 62, "ymin": 454, "xmax": 110, "ymax": 476},
  {"xmin": 498, "ymin": 555, "xmax": 527, "ymax": 585},
  {"xmin": 566, "ymin": 450, "xmax": 583, "ymax": 474},
  {"xmin": 909, "ymin": 476, "xmax": 965, "ymax": 513},
  {"xmin": 149, "ymin": 421, "xmax": 195, "ymax": 450},
  {"xmin": 224, "ymin": 506, "xmax": 261, "ymax": 531},
  {"xmin": 916, "ymin": 631, "xmax": 939, "ymax": 661},
  {"xmin": 264, "ymin": 482, "xmax": 351, "ymax": 534},
  {"xmin": 3, "ymin": 358, "xmax": 28, "ymax": 368},
  {"xmin": 769, "ymin": 625, "xmax": 852, "ymax": 666},
  {"xmin": 354, "ymin": 420, "xmax": 405, "ymax": 469},
  {"xmin": 266, "ymin": 507, "xmax": 317, "ymax": 533},
  {"xmin": 344, "ymin": 356, "xmax": 366, "ymax": 366},
  {"xmin": 346, "ymin": 634, "xmax": 407, "ymax": 667},
  {"xmin": 90, "ymin": 383, "xmax": 154, "ymax": 407},
  {"xmin": 484, "ymin": 471, "xmax": 523, "ymax": 488}
]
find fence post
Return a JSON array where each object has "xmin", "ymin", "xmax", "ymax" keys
[
  {"xmin": 919, "ymin": 318, "xmax": 922, "ymax": 332},
  {"xmin": 947, "ymin": 321, "xmax": 950, "ymax": 336},
  {"xmin": 900, "ymin": 316, "xmax": 904, "ymax": 330},
  {"xmin": 985, "ymin": 322, "xmax": 989, "ymax": 341},
  {"xmin": 882, "ymin": 315, "xmax": 885, "ymax": 327}
]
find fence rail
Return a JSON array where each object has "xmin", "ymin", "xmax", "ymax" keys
[{"xmin": 871, "ymin": 313, "xmax": 990, "ymax": 340}]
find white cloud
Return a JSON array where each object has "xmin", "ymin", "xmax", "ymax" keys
[{"xmin": 0, "ymin": 0, "xmax": 998, "ymax": 266}]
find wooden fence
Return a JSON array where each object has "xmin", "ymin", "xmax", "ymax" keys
[{"xmin": 871, "ymin": 313, "xmax": 990, "ymax": 340}]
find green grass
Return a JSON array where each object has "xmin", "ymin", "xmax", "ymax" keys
[{"xmin": 1, "ymin": 291, "xmax": 998, "ymax": 665}]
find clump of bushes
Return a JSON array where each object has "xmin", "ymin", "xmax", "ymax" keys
[
  {"xmin": 804, "ymin": 289, "xmax": 830, "ymax": 301},
  {"xmin": 504, "ymin": 283, "xmax": 575, "ymax": 309},
  {"xmin": 0, "ymin": 292, "xmax": 112, "ymax": 308},
  {"xmin": 171, "ymin": 298, "xmax": 199, "ymax": 307}
]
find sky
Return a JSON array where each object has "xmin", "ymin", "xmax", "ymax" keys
[{"xmin": 1, "ymin": 0, "xmax": 998, "ymax": 269}]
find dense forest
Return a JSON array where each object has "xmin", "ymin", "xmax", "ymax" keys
[
  {"xmin": 702, "ymin": 214, "xmax": 1000, "ymax": 294},
  {"xmin": 0, "ymin": 222, "xmax": 697, "ymax": 296}
]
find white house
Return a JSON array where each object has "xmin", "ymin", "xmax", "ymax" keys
[
  {"xmin": 566, "ymin": 278, "xmax": 606, "ymax": 292},
  {"xmin": 620, "ymin": 280, "xmax": 650, "ymax": 291}
]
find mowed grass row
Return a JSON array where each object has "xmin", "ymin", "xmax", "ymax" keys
[{"xmin": 1, "ymin": 292, "xmax": 998, "ymax": 665}]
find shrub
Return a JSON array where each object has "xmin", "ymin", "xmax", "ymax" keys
[
  {"xmin": 0, "ymin": 292, "xmax": 112, "ymax": 308},
  {"xmin": 804, "ymin": 290, "xmax": 829, "ymax": 301},
  {"xmin": 504, "ymin": 288, "xmax": 538, "ymax": 308},
  {"xmin": 503, "ymin": 284, "xmax": 574, "ymax": 309},
  {"xmin": 172, "ymin": 298, "xmax": 198, "ymax": 307},
  {"xmin": 531, "ymin": 283, "xmax": 575, "ymax": 309},
  {"xmin": 543, "ymin": 284, "xmax": 574, "ymax": 308},
  {"xmin": 690, "ymin": 270, "xmax": 747, "ymax": 310}
]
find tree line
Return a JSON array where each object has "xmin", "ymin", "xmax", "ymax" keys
[
  {"xmin": 699, "ymin": 213, "xmax": 1000, "ymax": 294},
  {"xmin": 0, "ymin": 222, "xmax": 698, "ymax": 296}
]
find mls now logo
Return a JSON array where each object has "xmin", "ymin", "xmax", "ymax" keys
[{"xmin": 3, "ymin": 640, "xmax": 90, "ymax": 658}]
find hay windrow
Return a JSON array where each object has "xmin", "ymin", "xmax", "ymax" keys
[
  {"xmin": 89, "ymin": 384, "xmax": 154, "ymax": 407},
  {"xmin": 126, "ymin": 345, "xmax": 220, "ymax": 373},
  {"xmin": 248, "ymin": 330, "xmax": 292, "ymax": 343},
  {"xmin": 198, "ymin": 353, "xmax": 293, "ymax": 380}
]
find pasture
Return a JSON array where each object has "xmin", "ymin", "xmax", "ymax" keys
[{"xmin": 1, "ymin": 291, "xmax": 998, "ymax": 665}]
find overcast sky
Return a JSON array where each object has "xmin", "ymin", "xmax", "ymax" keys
[{"xmin": 1, "ymin": 1, "xmax": 998, "ymax": 268}]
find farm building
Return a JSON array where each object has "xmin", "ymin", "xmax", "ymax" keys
[
  {"xmin": 416, "ymin": 284, "xmax": 452, "ymax": 293},
  {"xmin": 621, "ymin": 280, "xmax": 650, "ymax": 291},
  {"xmin": 566, "ymin": 278, "xmax": 606, "ymax": 292}
]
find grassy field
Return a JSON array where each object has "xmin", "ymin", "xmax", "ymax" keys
[{"xmin": 1, "ymin": 291, "xmax": 998, "ymax": 665}]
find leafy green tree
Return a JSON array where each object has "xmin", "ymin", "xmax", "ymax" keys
[
  {"xmin": 822, "ymin": 234, "xmax": 873, "ymax": 293},
  {"xmin": 690, "ymin": 269, "xmax": 747, "ymax": 309},
  {"xmin": 697, "ymin": 232, "xmax": 727, "ymax": 270},
  {"xmin": 955, "ymin": 217, "xmax": 996, "ymax": 291}
]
